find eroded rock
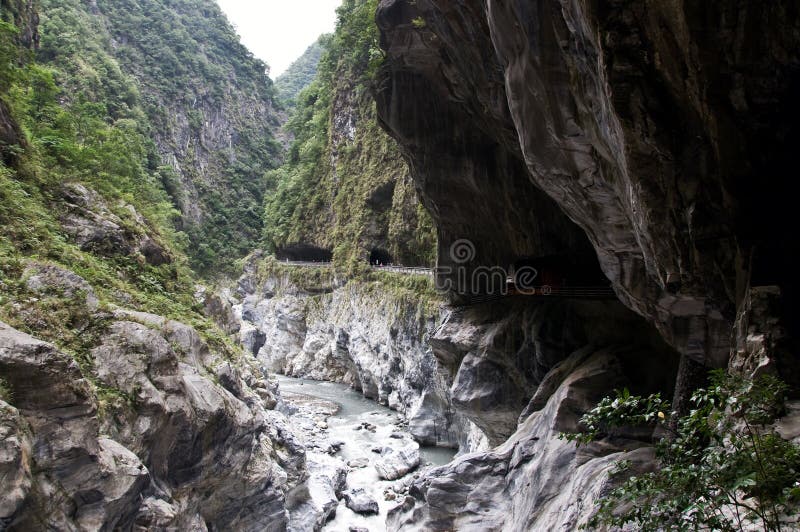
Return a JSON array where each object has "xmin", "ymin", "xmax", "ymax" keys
[{"xmin": 343, "ymin": 488, "xmax": 379, "ymax": 515}]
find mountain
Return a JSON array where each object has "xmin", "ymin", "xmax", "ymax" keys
[
  {"xmin": 263, "ymin": 0, "xmax": 435, "ymax": 270},
  {"xmin": 36, "ymin": 0, "xmax": 284, "ymax": 272},
  {"xmin": 1, "ymin": 1, "xmax": 305, "ymax": 527},
  {"xmin": 274, "ymin": 36, "xmax": 327, "ymax": 107}
]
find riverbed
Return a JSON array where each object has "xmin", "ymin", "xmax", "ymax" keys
[{"xmin": 277, "ymin": 376, "xmax": 456, "ymax": 531}]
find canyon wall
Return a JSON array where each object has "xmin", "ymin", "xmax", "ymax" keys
[
  {"xmin": 234, "ymin": 254, "xmax": 680, "ymax": 530},
  {"xmin": 372, "ymin": 0, "xmax": 800, "ymax": 529},
  {"xmin": 375, "ymin": 0, "xmax": 800, "ymax": 369}
]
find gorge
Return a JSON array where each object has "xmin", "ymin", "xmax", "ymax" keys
[{"xmin": 1, "ymin": 0, "xmax": 799, "ymax": 531}]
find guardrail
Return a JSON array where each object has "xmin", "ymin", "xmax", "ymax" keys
[
  {"xmin": 276, "ymin": 261, "xmax": 434, "ymax": 277},
  {"xmin": 275, "ymin": 261, "xmax": 616, "ymax": 301}
]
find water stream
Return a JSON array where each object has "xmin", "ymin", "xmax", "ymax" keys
[{"xmin": 277, "ymin": 376, "xmax": 456, "ymax": 531}]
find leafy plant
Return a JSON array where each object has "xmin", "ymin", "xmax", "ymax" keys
[
  {"xmin": 0, "ymin": 377, "xmax": 12, "ymax": 403},
  {"xmin": 563, "ymin": 370, "xmax": 800, "ymax": 531}
]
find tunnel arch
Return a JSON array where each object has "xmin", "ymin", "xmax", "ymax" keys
[
  {"xmin": 369, "ymin": 247, "xmax": 393, "ymax": 266},
  {"xmin": 276, "ymin": 244, "xmax": 333, "ymax": 262}
]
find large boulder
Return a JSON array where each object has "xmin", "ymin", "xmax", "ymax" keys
[
  {"xmin": 374, "ymin": 435, "xmax": 420, "ymax": 480},
  {"xmin": 59, "ymin": 183, "xmax": 171, "ymax": 266},
  {"xmin": 343, "ymin": 488, "xmax": 379, "ymax": 515},
  {"xmin": 388, "ymin": 347, "xmax": 658, "ymax": 531},
  {"xmin": 0, "ymin": 321, "xmax": 148, "ymax": 530}
]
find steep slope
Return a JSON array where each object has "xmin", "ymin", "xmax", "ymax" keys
[
  {"xmin": 275, "ymin": 37, "xmax": 327, "ymax": 107},
  {"xmin": 0, "ymin": 3, "xmax": 307, "ymax": 529},
  {"xmin": 263, "ymin": 0, "xmax": 436, "ymax": 270},
  {"xmin": 38, "ymin": 0, "xmax": 283, "ymax": 272},
  {"xmin": 373, "ymin": 0, "xmax": 800, "ymax": 529}
]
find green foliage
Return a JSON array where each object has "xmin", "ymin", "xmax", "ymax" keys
[
  {"xmin": 36, "ymin": 0, "xmax": 283, "ymax": 274},
  {"xmin": 0, "ymin": 19, "xmax": 22, "ymax": 91},
  {"xmin": 262, "ymin": 0, "xmax": 435, "ymax": 271},
  {"xmin": 0, "ymin": 376, "xmax": 11, "ymax": 403},
  {"xmin": 0, "ymin": 0, "xmax": 240, "ymax": 396},
  {"xmin": 563, "ymin": 387, "xmax": 670, "ymax": 445},
  {"xmin": 275, "ymin": 36, "xmax": 327, "ymax": 107},
  {"xmin": 565, "ymin": 371, "xmax": 800, "ymax": 531}
]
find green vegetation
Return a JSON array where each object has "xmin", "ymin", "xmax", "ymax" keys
[
  {"xmin": 275, "ymin": 37, "xmax": 327, "ymax": 107},
  {"xmin": 35, "ymin": 0, "xmax": 283, "ymax": 273},
  {"xmin": 0, "ymin": 376, "xmax": 11, "ymax": 403},
  {"xmin": 564, "ymin": 371, "xmax": 800, "ymax": 531},
  {"xmin": 263, "ymin": 0, "xmax": 436, "ymax": 274},
  {"xmin": 0, "ymin": 1, "xmax": 242, "ymax": 402}
]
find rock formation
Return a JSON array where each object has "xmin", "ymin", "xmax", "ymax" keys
[
  {"xmin": 0, "ymin": 303, "xmax": 306, "ymax": 530},
  {"xmin": 375, "ymin": 0, "xmax": 800, "ymax": 369},
  {"xmin": 370, "ymin": 0, "xmax": 800, "ymax": 529}
]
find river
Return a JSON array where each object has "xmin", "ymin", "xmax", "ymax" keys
[{"xmin": 277, "ymin": 376, "xmax": 456, "ymax": 531}]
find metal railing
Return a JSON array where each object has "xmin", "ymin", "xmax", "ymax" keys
[
  {"xmin": 276, "ymin": 261, "xmax": 434, "ymax": 276},
  {"xmin": 275, "ymin": 261, "xmax": 616, "ymax": 301}
]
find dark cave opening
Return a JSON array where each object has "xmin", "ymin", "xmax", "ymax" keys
[
  {"xmin": 275, "ymin": 244, "xmax": 333, "ymax": 262},
  {"xmin": 369, "ymin": 247, "xmax": 393, "ymax": 265},
  {"xmin": 510, "ymin": 253, "xmax": 611, "ymax": 288}
]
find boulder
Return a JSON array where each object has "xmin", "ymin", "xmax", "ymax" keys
[
  {"xmin": 343, "ymin": 488, "xmax": 379, "ymax": 515},
  {"xmin": 374, "ymin": 436, "xmax": 420, "ymax": 480}
]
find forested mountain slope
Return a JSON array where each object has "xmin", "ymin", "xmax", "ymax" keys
[
  {"xmin": 37, "ymin": 0, "xmax": 283, "ymax": 272},
  {"xmin": 1, "ymin": 1, "xmax": 306, "ymax": 528},
  {"xmin": 275, "ymin": 36, "xmax": 326, "ymax": 107},
  {"xmin": 263, "ymin": 0, "xmax": 435, "ymax": 271}
]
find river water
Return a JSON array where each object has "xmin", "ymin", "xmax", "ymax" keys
[{"xmin": 277, "ymin": 376, "xmax": 456, "ymax": 531}]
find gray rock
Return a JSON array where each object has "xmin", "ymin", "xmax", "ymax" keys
[
  {"xmin": 288, "ymin": 452, "xmax": 347, "ymax": 531},
  {"xmin": 374, "ymin": 0, "xmax": 800, "ymax": 369},
  {"xmin": 347, "ymin": 457, "xmax": 369, "ymax": 469},
  {"xmin": 342, "ymin": 488, "xmax": 379, "ymax": 515},
  {"xmin": 374, "ymin": 437, "xmax": 420, "ymax": 480},
  {"xmin": 0, "ymin": 321, "xmax": 146, "ymax": 530},
  {"xmin": 387, "ymin": 348, "xmax": 656, "ymax": 531},
  {"xmin": 24, "ymin": 262, "xmax": 99, "ymax": 311},
  {"xmin": 0, "ymin": 307, "xmax": 307, "ymax": 531},
  {"xmin": 0, "ymin": 401, "xmax": 31, "ymax": 524},
  {"xmin": 59, "ymin": 183, "xmax": 171, "ymax": 266}
]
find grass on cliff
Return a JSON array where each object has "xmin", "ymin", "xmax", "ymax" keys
[
  {"xmin": 0, "ymin": 13, "xmax": 243, "ymax": 407},
  {"xmin": 262, "ymin": 0, "xmax": 436, "ymax": 271}
]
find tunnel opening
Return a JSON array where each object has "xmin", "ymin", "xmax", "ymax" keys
[
  {"xmin": 510, "ymin": 253, "xmax": 610, "ymax": 288},
  {"xmin": 369, "ymin": 247, "xmax": 393, "ymax": 266},
  {"xmin": 276, "ymin": 244, "xmax": 333, "ymax": 262}
]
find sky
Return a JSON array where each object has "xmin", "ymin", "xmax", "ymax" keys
[{"xmin": 216, "ymin": 0, "xmax": 341, "ymax": 78}]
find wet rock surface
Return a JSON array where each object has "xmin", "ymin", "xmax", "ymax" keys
[
  {"xmin": 278, "ymin": 376, "xmax": 456, "ymax": 531},
  {"xmin": 343, "ymin": 488, "xmax": 380, "ymax": 515}
]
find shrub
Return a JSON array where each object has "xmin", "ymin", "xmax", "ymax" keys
[{"xmin": 563, "ymin": 370, "xmax": 800, "ymax": 531}]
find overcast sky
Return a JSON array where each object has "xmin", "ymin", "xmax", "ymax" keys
[{"xmin": 216, "ymin": 0, "xmax": 341, "ymax": 78}]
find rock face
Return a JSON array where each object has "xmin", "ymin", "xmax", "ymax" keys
[
  {"xmin": 0, "ymin": 301, "xmax": 306, "ymax": 530},
  {"xmin": 58, "ymin": 183, "xmax": 172, "ymax": 266},
  {"xmin": 236, "ymin": 264, "xmax": 470, "ymax": 450},
  {"xmin": 372, "ymin": 2, "xmax": 800, "ymax": 529},
  {"xmin": 388, "ymin": 347, "xmax": 659, "ymax": 531},
  {"xmin": 375, "ymin": 0, "xmax": 800, "ymax": 369},
  {"xmin": 374, "ymin": 436, "xmax": 420, "ymax": 481}
]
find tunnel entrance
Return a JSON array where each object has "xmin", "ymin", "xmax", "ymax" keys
[
  {"xmin": 369, "ymin": 248, "xmax": 393, "ymax": 266},
  {"xmin": 276, "ymin": 244, "xmax": 333, "ymax": 262},
  {"xmin": 511, "ymin": 253, "xmax": 611, "ymax": 288}
]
